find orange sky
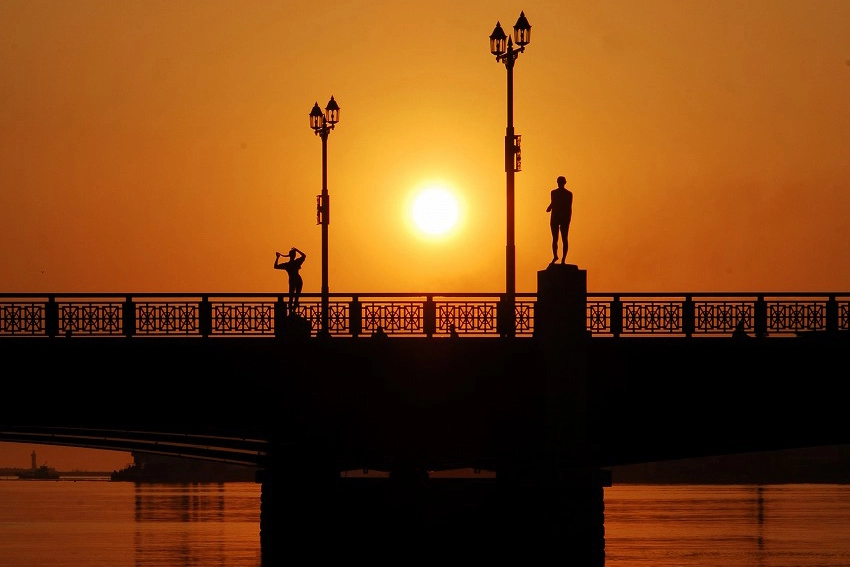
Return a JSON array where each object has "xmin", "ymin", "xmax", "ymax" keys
[{"xmin": 2, "ymin": 0, "xmax": 850, "ymax": 468}]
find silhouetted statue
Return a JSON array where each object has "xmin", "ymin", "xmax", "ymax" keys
[
  {"xmin": 546, "ymin": 175, "xmax": 573, "ymax": 265},
  {"xmin": 274, "ymin": 247, "xmax": 306, "ymax": 310}
]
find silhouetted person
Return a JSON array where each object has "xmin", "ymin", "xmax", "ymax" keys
[
  {"xmin": 733, "ymin": 319, "xmax": 751, "ymax": 340},
  {"xmin": 449, "ymin": 324, "xmax": 459, "ymax": 338},
  {"xmin": 546, "ymin": 175, "xmax": 573, "ymax": 265},
  {"xmin": 274, "ymin": 247, "xmax": 306, "ymax": 310},
  {"xmin": 372, "ymin": 325, "xmax": 388, "ymax": 339}
]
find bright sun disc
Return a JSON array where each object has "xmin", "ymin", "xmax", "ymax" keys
[{"xmin": 411, "ymin": 187, "xmax": 459, "ymax": 236}]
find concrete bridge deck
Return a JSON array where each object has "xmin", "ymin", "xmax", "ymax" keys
[{"xmin": 3, "ymin": 332, "xmax": 847, "ymax": 472}]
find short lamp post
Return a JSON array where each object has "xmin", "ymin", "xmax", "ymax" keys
[
  {"xmin": 309, "ymin": 96, "xmax": 340, "ymax": 337},
  {"xmin": 490, "ymin": 12, "xmax": 531, "ymax": 338}
]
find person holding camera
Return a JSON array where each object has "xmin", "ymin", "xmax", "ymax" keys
[{"xmin": 274, "ymin": 247, "xmax": 306, "ymax": 310}]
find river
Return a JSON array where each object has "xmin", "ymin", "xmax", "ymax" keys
[{"xmin": 1, "ymin": 480, "xmax": 849, "ymax": 566}]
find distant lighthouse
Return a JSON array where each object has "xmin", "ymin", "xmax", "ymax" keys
[{"xmin": 30, "ymin": 450, "xmax": 37, "ymax": 470}]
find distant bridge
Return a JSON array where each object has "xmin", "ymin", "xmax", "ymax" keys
[{"xmin": 0, "ymin": 426, "xmax": 269, "ymax": 467}]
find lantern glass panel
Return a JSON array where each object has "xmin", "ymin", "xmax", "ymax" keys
[{"xmin": 489, "ymin": 23, "xmax": 507, "ymax": 55}]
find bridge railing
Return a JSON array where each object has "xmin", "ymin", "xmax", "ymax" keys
[
  {"xmin": 589, "ymin": 293, "xmax": 850, "ymax": 338},
  {"xmin": 1, "ymin": 292, "xmax": 848, "ymax": 338}
]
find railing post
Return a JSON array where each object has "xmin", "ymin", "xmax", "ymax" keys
[
  {"xmin": 274, "ymin": 296, "xmax": 287, "ymax": 339},
  {"xmin": 349, "ymin": 296, "xmax": 362, "ymax": 338},
  {"xmin": 497, "ymin": 295, "xmax": 509, "ymax": 337},
  {"xmin": 45, "ymin": 296, "xmax": 59, "ymax": 338},
  {"xmin": 199, "ymin": 296, "xmax": 212, "ymax": 338},
  {"xmin": 122, "ymin": 296, "xmax": 135, "ymax": 338},
  {"xmin": 610, "ymin": 295, "xmax": 622, "ymax": 338},
  {"xmin": 826, "ymin": 295, "xmax": 838, "ymax": 334},
  {"xmin": 682, "ymin": 295, "xmax": 695, "ymax": 338},
  {"xmin": 754, "ymin": 295, "xmax": 768, "ymax": 338},
  {"xmin": 423, "ymin": 295, "xmax": 436, "ymax": 337}
]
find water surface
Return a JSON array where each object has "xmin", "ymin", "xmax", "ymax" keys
[{"xmin": 2, "ymin": 481, "xmax": 850, "ymax": 566}]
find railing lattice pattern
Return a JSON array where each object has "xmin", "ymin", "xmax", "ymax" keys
[
  {"xmin": 137, "ymin": 302, "xmax": 198, "ymax": 335},
  {"xmin": 363, "ymin": 302, "xmax": 423, "ymax": 334},
  {"xmin": 695, "ymin": 301, "xmax": 752, "ymax": 334},
  {"xmin": 1, "ymin": 293, "xmax": 849, "ymax": 338},
  {"xmin": 61, "ymin": 303, "xmax": 122, "ymax": 335},
  {"xmin": 0, "ymin": 303, "xmax": 44, "ymax": 335},
  {"xmin": 213, "ymin": 302, "xmax": 273, "ymax": 335},
  {"xmin": 436, "ymin": 302, "xmax": 498, "ymax": 334}
]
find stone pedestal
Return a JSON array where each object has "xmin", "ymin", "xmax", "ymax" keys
[
  {"xmin": 534, "ymin": 263, "xmax": 588, "ymax": 340},
  {"xmin": 531, "ymin": 263, "xmax": 592, "ymax": 467}
]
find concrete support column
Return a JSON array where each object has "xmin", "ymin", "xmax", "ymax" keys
[
  {"xmin": 517, "ymin": 263, "xmax": 608, "ymax": 564},
  {"xmin": 533, "ymin": 263, "xmax": 590, "ymax": 456},
  {"xmin": 257, "ymin": 449, "xmax": 340, "ymax": 564},
  {"xmin": 490, "ymin": 468, "xmax": 611, "ymax": 564}
]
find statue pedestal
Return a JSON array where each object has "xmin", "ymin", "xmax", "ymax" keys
[
  {"xmin": 531, "ymin": 262, "xmax": 593, "ymax": 482},
  {"xmin": 534, "ymin": 263, "xmax": 588, "ymax": 340}
]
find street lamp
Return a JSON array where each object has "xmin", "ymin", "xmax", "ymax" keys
[
  {"xmin": 490, "ymin": 11, "xmax": 531, "ymax": 338},
  {"xmin": 309, "ymin": 95, "xmax": 340, "ymax": 337}
]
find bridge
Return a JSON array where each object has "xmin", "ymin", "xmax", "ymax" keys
[{"xmin": 3, "ymin": 265, "xmax": 849, "ymax": 563}]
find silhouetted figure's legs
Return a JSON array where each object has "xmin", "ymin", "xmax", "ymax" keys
[
  {"xmin": 291, "ymin": 277, "xmax": 302, "ymax": 311},
  {"xmin": 551, "ymin": 221, "xmax": 569, "ymax": 264},
  {"xmin": 560, "ymin": 224, "xmax": 568, "ymax": 264},
  {"xmin": 550, "ymin": 223, "xmax": 559, "ymax": 264}
]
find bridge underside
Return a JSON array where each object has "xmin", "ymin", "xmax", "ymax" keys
[
  {"xmin": 587, "ymin": 335, "xmax": 849, "ymax": 466},
  {"xmin": 2, "ymin": 334, "xmax": 847, "ymax": 472}
]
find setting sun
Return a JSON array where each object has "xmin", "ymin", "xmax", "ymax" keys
[{"xmin": 410, "ymin": 186, "xmax": 460, "ymax": 237}]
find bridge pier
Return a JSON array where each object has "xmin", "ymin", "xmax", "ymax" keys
[
  {"xmin": 256, "ymin": 263, "xmax": 610, "ymax": 564},
  {"xmin": 258, "ymin": 466, "xmax": 609, "ymax": 564}
]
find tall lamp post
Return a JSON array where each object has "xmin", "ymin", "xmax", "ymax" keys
[
  {"xmin": 490, "ymin": 12, "xmax": 531, "ymax": 338},
  {"xmin": 309, "ymin": 96, "xmax": 340, "ymax": 337}
]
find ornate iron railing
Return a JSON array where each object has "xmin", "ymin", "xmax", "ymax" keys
[{"xmin": 1, "ymin": 293, "xmax": 848, "ymax": 338}]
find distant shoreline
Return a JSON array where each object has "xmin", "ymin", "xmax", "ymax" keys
[
  {"xmin": 607, "ymin": 446, "xmax": 850, "ymax": 485},
  {"xmin": 4, "ymin": 444, "xmax": 850, "ymax": 486},
  {"xmin": 0, "ymin": 469, "xmax": 113, "ymax": 477}
]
